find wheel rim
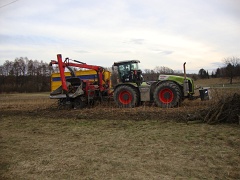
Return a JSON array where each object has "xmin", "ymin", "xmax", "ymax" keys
[
  {"xmin": 118, "ymin": 90, "xmax": 132, "ymax": 105},
  {"xmin": 159, "ymin": 88, "xmax": 174, "ymax": 103}
]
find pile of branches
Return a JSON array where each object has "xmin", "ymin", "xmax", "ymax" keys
[
  {"xmin": 203, "ymin": 93, "xmax": 240, "ymax": 124},
  {"xmin": 187, "ymin": 93, "xmax": 240, "ymax": 124}
]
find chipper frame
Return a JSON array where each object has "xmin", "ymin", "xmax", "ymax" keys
[{"xmin": 49, "ymin": 54, "xmax": 110, "ymax": 108}]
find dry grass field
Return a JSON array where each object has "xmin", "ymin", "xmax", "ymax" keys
[{"xmin": 1, "ymin": 78, "xmax": 240, "ymax": 179}]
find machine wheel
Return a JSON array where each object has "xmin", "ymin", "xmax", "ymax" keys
[
  {"xmin": 58, "ymin": 98, "xmax": 72, "ymax": 109},
  {"xmin": 114, "ymin": 85, "xmax": 137, "ymax": 108},
  {"xmin": 73, "ymin": 97, "xmax": 87, "ymax": 109},
  {"xmin": 153, "ymin": 81, "xmax": 182, "ymax": 108}
]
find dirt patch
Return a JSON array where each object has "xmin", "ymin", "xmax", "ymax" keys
[
  {"xmin": 1, "ymin": 91, "xmax": 239, "ymax": 124},
  {"xmin": 1, "ymin": 95, "xmax": 203, "ymax": 123},
  {"xmin": 1, "ymin": 104, "xmax": 187, "ymax": 122}
]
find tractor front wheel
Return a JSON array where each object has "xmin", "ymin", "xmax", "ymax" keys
[
  {"xmin": 114, "ymin": 85, "xmax": 138, "ymax": 108},
  {"xmin": 153, "ymin": 82, "xmax": 182, "ymax": 108}
]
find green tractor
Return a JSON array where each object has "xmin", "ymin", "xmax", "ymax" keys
[{"xmin": 113, "ymin": 61, "xmax": 195, "ymax": 108}]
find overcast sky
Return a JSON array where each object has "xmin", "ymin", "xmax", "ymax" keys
[{"xmin": 0, "ymin": 0, "xmax": 239, "ymax": 73}]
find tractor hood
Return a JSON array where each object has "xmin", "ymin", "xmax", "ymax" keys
[{"xmin": 158, "ymin": 74, "xmax": 193, "ymax": 86}]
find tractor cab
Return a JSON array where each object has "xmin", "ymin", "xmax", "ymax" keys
[{"xmin": 113, "ymin": 60, "xmax": 143, "ymax": 86}]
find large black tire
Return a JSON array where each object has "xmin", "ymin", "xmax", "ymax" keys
[
  {"xmin": 114, "ymin": 85, "xmax": 138, "ymax": 108},
  {"xmin": 57, "ymin": 98, "xmax": 73, "ymax": 110},
  {"xmin": 153, "ymin": 81, "xmax": 182, "ymax": 108},
  {"xmin": 73, "ymin": 96, "xmax": 87, "ymax": 109}
]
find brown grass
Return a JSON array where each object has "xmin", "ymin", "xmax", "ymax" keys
[
  {"xmin": 1, "ymin": 115, "xmax": 240, "ymax": 179},
  {"xmin": 1, "ymin": 81, "xmax": 240, "ymax": 179},
  {"xmin": 195, "ymin": 77, "xmax": 240, "ymax": 87}
]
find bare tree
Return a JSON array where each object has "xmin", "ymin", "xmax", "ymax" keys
[
  {"xmin": 223, "ymin": 56, "xmax": 240, "ymax": 84},
  {"xmin": 13, "ymin": 59, "xmax": 20, "ymax": 76},
  {"xmin": 0, "ymin": 65, "xmax": 3, "ymax": 75},
  {"xmin": 18, "ymin": 57, "xmax": 27, "ymax": 76},
  {"xmin": 142, "ymin": 68, "xmax": 158, "ymax": 81},
  {"xmin": 27, "ymin": 60, "xmax": 34, "ymax": 75},
  {"xmin": 143, "ymin": 69, "xmax": 151, "ymax": 74},
  {"xmin": 3, "ymin": 60, "xmax": 13, "ymax": 76},
  {"xmin": 154, "ymin": 66, "xmax": 174, "ymax": 74}
]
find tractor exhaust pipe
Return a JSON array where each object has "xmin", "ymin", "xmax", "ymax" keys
[
  {"xmin": 183, "ymin": 62, "xmax": 186, "ymax": 79},
  {"xmin": 183, "ymin": 62, "xmax": 189, "ymax": 97}
]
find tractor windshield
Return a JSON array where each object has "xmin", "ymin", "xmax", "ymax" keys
[
  {"xmin": 116, "ymin": 62, "xmax": 140, "ymax": 83},
  {"xmin": 118, "ymin": 62, "xmax": 139, "ymax": 78},
  {"xmin": 118, "ymin": 62, "xmax": 139, "ymax": 73},
  {"xmin": 113, "ymin": 60, "xmax": 142, "ymax": 84},
  {"xmin": 130, "ymin": 62, "xmax": 139, "ymax": 70}
]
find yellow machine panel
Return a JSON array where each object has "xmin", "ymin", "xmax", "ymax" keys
[{"xmin": 51, "ymin": 69, "xmax": 111, "ymax": 92}]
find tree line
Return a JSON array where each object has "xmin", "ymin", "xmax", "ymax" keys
[
  {"xmin": 197, "ymin": 57, "xmax": 240, "ymax": 84},
  {"xmin": 0, "ymin": 56, "xmax": 239, "ymax": 93},
  {"xmin": 0, "ymin": 57, "xmax": 54, "ymax": 93}
]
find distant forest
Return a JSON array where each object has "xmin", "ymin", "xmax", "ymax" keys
[{"xmin": 0, "ymin": 57, "xmax": 239, "ymax": 93}]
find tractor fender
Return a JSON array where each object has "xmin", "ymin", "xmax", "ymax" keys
[
  {"xmin": 157, "ymin": 74, "xmax": 195, "ymax": 95},
  {"xmin": 156, "ymin": 80, "xmax": 183, "ymax": 88}
]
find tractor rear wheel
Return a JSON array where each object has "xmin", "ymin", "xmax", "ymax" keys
[
  {"xmin": 153, "ymin": 81, "xmax": 182, "ymax": 108},
  {"xmin": 114, "ymin": 85, "xmax": 137, "ymax": 108}
]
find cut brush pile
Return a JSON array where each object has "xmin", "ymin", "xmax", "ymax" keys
[
  {"xmin": 187, "ymin": 93, "xmax": 240, "ymax": 124},
  {"xmin": 203, "ymin": 93, "xmax": 240, "ymax": 124}
]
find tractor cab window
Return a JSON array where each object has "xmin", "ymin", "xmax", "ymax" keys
[
  {"xmin": 115, "ymin": 61, "xmax": 142, "ymax": 84},
  {"xmin": 118, "ymin": 62, "xmax": 139, "ymax": 74},
  {"xmin": 130, "ymin": 63, "xmax": 139, "ymax": 70},
  {"xmin": 117, "ymin": 64, "xmax": 130, "ymax": 83},
  {"xmin": 119, "ymin": 64, "xmax": 130, "ymax": 77}
]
